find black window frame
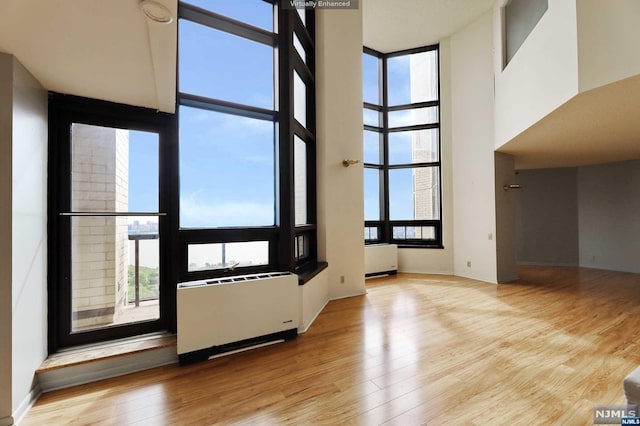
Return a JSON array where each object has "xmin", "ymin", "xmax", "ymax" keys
[
  {"xmin": 363, "ymin": 45, "xmax": 443, "ymax": 249},
  {"xmin": 47, "ymin": 1, "xmax": 319, "ymax": 352},
  {"xmin": 291, "ymin": 6, "xmax": 318, "ymax": 271},
  {"xmin": 177, "ymin": 0, "xmax": 318, "ymax": 283},
  {"xmin": 48, "ymin": 94, "xmax": 178, "ymax": 352}
]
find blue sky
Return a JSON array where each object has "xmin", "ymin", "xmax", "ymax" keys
[
  {"xmin": 128, "ymin": 2, "xmax": 276, "ymax": 228},
  {"xmin": 179, "ymin": 106, "xmax": 275, "ymax": 227},
  {"xmin": 129, "ymin": 3, "xmax": 436, "ymax": 228},
  {"xmin": 129, "ymin": 130, "xmax": 159, "ymax": 213},
  {"xmin": 363, "ymin": 53, "xmax": 379, "ymax": 104},
  {"xmin": 362, "ymin": 51, "xmax": 441, "ymax": 222},
  {"xmin": 363, "ymin": 53, "xmax": 417, "ymax": 106},
  {"xmin": 363, "ymin": 53, "xmax": 416, "ymax": 221},
  {"xmin": 177, "ymin": 2, "xmax": 277, "ymax": 228},
  {"xmin": 387, "ymin": 55, "xmax": 413, "ymax": 106},
  {"xmin": 186, "ymin": 0, "xmax": 273, "ymax": 31}
]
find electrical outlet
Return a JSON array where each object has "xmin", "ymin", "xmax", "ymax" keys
[
  {"xmin": 467, "ymin": 261, "xmax": 471, "ymax": 267},
  {"xmin": 340, "ymin": 275, "xmax": 345, "ymax": 284}
]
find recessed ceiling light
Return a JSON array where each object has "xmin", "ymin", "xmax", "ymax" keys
[{"xmin": 139, "ymin": 0, "xmax": 174, "ymax": 24}]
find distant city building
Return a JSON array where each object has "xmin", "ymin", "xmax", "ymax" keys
[
  {"xmin": 409, "ymin": 52, "xmax": 439, "ymax": 239},
  {"xmin": 128, "ymin": 220, "xmax": 159, "ymax": 234}
]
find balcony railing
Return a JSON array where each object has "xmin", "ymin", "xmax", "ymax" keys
[{"xmin": 128, "ymin": 232, "xmax": 159, "ymax": 307}]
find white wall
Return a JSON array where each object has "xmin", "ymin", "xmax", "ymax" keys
[
  {"xmin": 0, "ymin": 53, "xmax": 14, "ymax": 426},
  {"xmin": 11, "ymin": 57, "xmax": 48, "ymax": 418},
  {"xmin": 0, "ymin": 52, "xmax": 48, "ymax": 426},
  {"xmin": 494, "ymin": 0, "xmax": 579, "ymax": 148},
  {"xmin": 450, "ymin": 12, "xmax": 498, "ymax": 284},
  {"xmin": 578, "ymin": 160, "xmax": 640, "ymax": 273},
  {"xmin": 315, "ymin": 8, "xmax": 366, "ymax": 299},
  {"xmin": 397, "ymin": 38, "xmax": 454, "ymax": 275},
  {"xmin": 514, "ymin": 161, "xmax": 640, "ymax": 273},
  {"xmin": 298, "ymin": 269, "xmax": 329, "ymax": 333},
  {"xmin": 515, "ymin": 167, "xmax": 579, "ymax": 266},
  {"xmin": 577, "ymin": 0, "xmax": 640, "ymax": 92}
]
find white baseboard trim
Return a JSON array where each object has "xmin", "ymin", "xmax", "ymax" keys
[
  {"xmin": 298, "ymin": 297, "xmax": 330, "ymax": 334},
  {"xmin": 38, "ymin": 346, "xmax": 178, "ymax": 392},
  {"xmin": 330, "ymin": 291, "xmax": 367, "ymax": 301},
  {"xmin": 397, "ymin": 269, "xmax": 454, "ymax": 275},
  {"xmin": 11, "ymin": 384, "xmax": 41, "ymax": 425}
]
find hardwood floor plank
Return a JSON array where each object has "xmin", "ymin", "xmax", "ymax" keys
[{"xmin": 23, "ymin": 266, "xmax": 640, "ymax": 425}]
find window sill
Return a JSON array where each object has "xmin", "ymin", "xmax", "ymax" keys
[
  {"xmin": 37, "ymin": 332, "xmax": 176, "ymax": 373},
  {"xmin": 397, "ymin": 244, "xmax": 445, "ymax": 249},
  {"xmin": 296, "ymin": 261, "xmax": 328, "ymax": 285},
  {"xmin": 364, "ymin": 242, "xmax": 445, "ymax": 249}
]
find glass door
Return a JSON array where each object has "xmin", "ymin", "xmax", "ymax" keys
[
  {"xmin": 48, "ymin": 96, "xmax": 176, "ymax": 351},
  {"xmin": 66, "ymin": 124, "xmax": 162, "ymax": 332}
]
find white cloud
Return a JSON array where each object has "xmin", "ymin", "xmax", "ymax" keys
[
  {"xmin": 241, "ymin": 154, "xmax": 273, "ymax": 166},
  {"xmin": 180, "ymin": 192, "xmax": 274, "ymax": 227},
  {"xmin": 181, "ymin": 107, "xmax": 274, "ymax": 149},
  {"xmin": 388, "ymin": 108, "xmax": 437, "ymax": 128}
]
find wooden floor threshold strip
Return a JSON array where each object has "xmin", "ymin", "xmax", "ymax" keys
[{"xmin": 36, "ymin": 333, "xmax": 177, "ymax": 373}]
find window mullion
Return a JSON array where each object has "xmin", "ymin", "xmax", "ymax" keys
[
  {"xmin": 178, "ymin": 93, "xmax": 277, "ymax": 121},
  {"xmin": 179, "ymin": 2, "xmax": 277, "ymax": 47},
  {"xmin": 277, "ymin": 9, "xmax": 295, "ymax": 271},
  {"xmin": 381, "ymin": 55, "xmax": 390, "ymax": 242}
]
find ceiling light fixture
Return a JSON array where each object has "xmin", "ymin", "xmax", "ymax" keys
[{"xmin": 139, "ymin": 0, "xmax": 174, "ymax": 24}]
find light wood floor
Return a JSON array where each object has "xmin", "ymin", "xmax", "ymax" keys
[{"xmin": 23, "ymin": 266, "xmax": 640, "ymax": 425}]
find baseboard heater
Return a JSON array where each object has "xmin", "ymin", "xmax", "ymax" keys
[
  {"xmin": 177, "ymin": 271, "xmax": 299, "ymax": 365},
  {"xmin": 365, "ymin": 244, "xmax": 398, "ymax": 277}
]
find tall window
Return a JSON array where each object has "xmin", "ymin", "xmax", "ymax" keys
[
  {"xmin": 178, "ymin": 0, "xmax": 317, "ymax": 282},
  {"xmin": 48, "ymin": 1, "xmax": 317, "ymax": 352},
  {"xmin": 48, "ymin": 96, "xmax": 175, "ymax": 350},
  {"xmin": 363, "ymin": 45, "xmax": 443, "ymax": 248}
]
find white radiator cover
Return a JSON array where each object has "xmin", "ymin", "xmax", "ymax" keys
[
  {"xmin": 177, "ymin": 272, "xmax": 299, "ymax": 355},
  {"xmin": 365, "ymin": 244, "xmax": 398, "ymax": 275}
]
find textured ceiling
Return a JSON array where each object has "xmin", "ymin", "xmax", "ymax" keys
[
  {"xmin": 0, "ymin": 0, "xmax": 177, "ymax": 113},
  {"xmin": 0, "ymin": 0, "xmax": 493, "ymax": 112},
  {"xmin": 2, "ymin": 0, "xmax": 638, "ymax": 171},
  {"xmin": 498, "ymin": 74, "xmax": 640, "ymax": 170},
  {"xmin": 362, "ymin": 0, "xmax": 495, "ymax": 52}
]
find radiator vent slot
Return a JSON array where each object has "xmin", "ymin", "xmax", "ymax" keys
[{"xmin": 178, "ymin": 272, "xmax": 291, "ymax": 289}]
